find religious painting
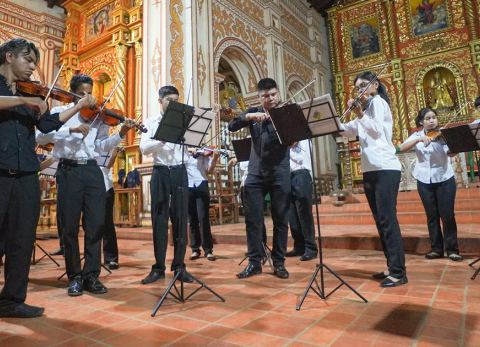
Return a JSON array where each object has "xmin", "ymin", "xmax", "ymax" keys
[
  {"xmin": 410, "ymin": 0, "xmax": 449, "ymax": 36},
  {"xmin": 423, "ymin": 67, "xmax": 457, "ymax": 111},
  {"xmin": 349, "ymin": 18, "xmax": 380, "ymax": 59},
  {"xmin": 85, "ymin": 3, "xmax": 114, "ymax": 43}
]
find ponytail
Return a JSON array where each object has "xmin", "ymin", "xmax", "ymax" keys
[{"xmin": 354, "ymin": 71, "xmax": 390, "ymax": 106}]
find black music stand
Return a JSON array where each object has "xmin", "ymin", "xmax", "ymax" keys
[
  {"xmin": 269, "ymin": 94, "xmax": 368, "ymax": 310},
  {"xmin": 441, "ymin": 122, "xmax": 480, "ymax": 279},
  {"xmin": 150, "ymin": 101, "xmax": 224, "ymax": 316},
  {"xmin": 233, "ymin": 138, "xmax": 274, "ymax": 270}
]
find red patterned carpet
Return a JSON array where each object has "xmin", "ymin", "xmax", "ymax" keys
[{"xmin": 1, "ymin": 238, "xmax": 480, "ymax": 346}]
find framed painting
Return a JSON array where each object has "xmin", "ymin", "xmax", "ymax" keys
[
  {"xmin": 85, "ymin": 3, "xmax": 114, "ymax": 43},
  {"xmin": 410, "ymin": 0, "xmax": 449, "ymax": 36},
  {"xmin": 349, "ymin": 17, "xmax": 381, "ymax": 59}
]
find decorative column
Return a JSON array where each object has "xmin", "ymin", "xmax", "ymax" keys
[
  {"xmin": 392, "ymin": 59, "xmax": 408, "ymax": 141},
  {"xmin": 463, "ymin": 0, "xmax": 478, "ymax": 40},
  {"xmin": 61, "ymin": 2, "xmax": 82, "ymax": 89},
  {"xmin": 113, "ymin": 44, "xmax": 128, "ymax": 112},
  {"xmin": 133, "ymin": 41, "xmax": 143, "ymax": 145},
  {"xmin": 169, "ymin": 0, "xmax": 185, "ymax": 99}
]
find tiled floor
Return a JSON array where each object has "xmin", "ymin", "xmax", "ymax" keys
[{"xmin": 2, "ymin": 238, "xmax": 480, "ymax": 347}]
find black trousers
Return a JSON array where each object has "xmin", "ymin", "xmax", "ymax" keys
[
  {"xmin": 150, "ymin": 165, "xmax": 188, "ymax": 272},
  {"xmin": 55, "ymin": 175, "xmax": 64, "ymax": 250},
  {"xmin": 363, "ymin": 170, "xmax": 406, "ymax": 278},
  {"xmin": 244, "ymin": 170, "xmax": 290, "ymax": 266},
  {"xmin": 240, "ymin": 187, "xmax": 267, "ymax": 244},
  {"xmin": 417, "ymin": 176, "xmax": 459, "ymax": 255},
  {"xmin": 188, "ymin": 181, "xmax": 213, "ymax": 254},
  {"xmin": 289, "ymin": 169, "xmax": 318, "ymax": 255},
  {"xmin": 103, "ymin": 188, "xmax": 118, "ymax": 263},
  {"xmin": 56, "ymin": 164, "xmax": 105, "ymax": 280},
  {"xmin": 0, "ymin": 173, "xmax": 40, "ymax": 305}
]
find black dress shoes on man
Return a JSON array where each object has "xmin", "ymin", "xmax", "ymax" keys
[
  {"xmin": 285, "ymin": 249, "xmax": 303, "ymax": 257},
  {"xmin": 174, "ymin": 269, "xmax": 194, "ymax": 283},
  {"xmin": 380, "ymin": 275, "xmax": 408, "ymax": 288},
  {"xmin": 300, "ymin": 252, "xmax": 317, "ymax": 261},
  {"xmin": 68, "ymin": 277, "xmax": 83, "ymax": 297},
  {"xmin": 0, "ymin": 302, "xmax": 44, "ymax": 318},
  {"xmin": 141, "ymin": 270, "xmax": 165, "ymax": 284},
  {"xmin": 372, "ymin": 270, "xmax": 389, "ymax": 280},
  {"xmin": 236, "ymin": 263, "xmax": 262, "ymax": 279},
  {"xmin": 83, "ymin": 276, "xmax": 108, "ymax": 294},
  {"xmin": 273, "ymin": 264, "xmax": 289, "ymax": 279},
  {"xmin": 106, "ymin": 261, "xmax": 120, "ymax": 270}
]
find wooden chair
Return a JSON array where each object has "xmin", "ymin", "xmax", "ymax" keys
[{"xmin": 209, "ymin": 167, "xmax": 239, "ymax": 224}]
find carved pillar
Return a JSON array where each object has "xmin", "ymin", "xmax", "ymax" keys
[
  {"xmin": 114, "ymin": 44, "xmax": 128, "ymax": 112},
  {"xmin": 392, "ymin": 59, "xmax": 408, "ymax": 141},
  {"xmin": 134, "ymin": 41, "xmax": 143, "ymax": 146},
  {"xmin": 383, "ymin": 0, "xmax": 398, "ymax": 58},
  {"xmin": 169, "ymin": 0, "xmax": 185, "ymax": 98},
  {"xmin": 471, "ymin": 39, "xmax": 480, "ymax": 86},
  {"xmin": 61, "ymin": 3, "xmax": 81, "ymax": 89},
  {"xmin": 463, "ymin": 0, "xmax": 478, "ymax": 40}
]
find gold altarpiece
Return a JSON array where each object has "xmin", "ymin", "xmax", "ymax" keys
[
  {"xmin": 61, "ymin": 0, "xmax": 143, "ymax": 225},
  {"xmin": 327, "ymin": 0, "xmax": 480, "ymax": 189}
]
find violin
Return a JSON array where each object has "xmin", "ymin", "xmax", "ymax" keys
[
  {"xmin": 425, "ymin": 128, "xmax": 445, "ymax": 143},
  {"xmin": 189, "ymin": 145, "xmax": 230, "ymax": 158},
  {"xmin": 17, "ymin": 81, "xmax": 147, "ymax": 133}
]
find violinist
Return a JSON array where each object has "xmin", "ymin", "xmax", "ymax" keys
[
  {"xmin": 340, "ymin": 71, "xmax": 407, "ymax": 288},
  {"xmin": 36, "ymin": 73, "xmax": 135, "ymax": 297},
  {"xmin": 139, "ymin": 85, "xmax": 193, "ymax": 284},
  {"xmin": 399, "ymin": 108, "xmax": 462, "ymax": 261},
  {"xmin": 0, "ymin": 38, "xmax": 95, "ymax": 318},
  {"xmin": 228, "ymin": 78, "xmax": 290, "ymax": 280},
  {"xmin": 186, "ymin": 146, "xmax": 219, "ymax": 261}
]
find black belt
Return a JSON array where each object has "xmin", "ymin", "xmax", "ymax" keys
[
  {"xmin": 291, "ymin": 169, "xmax": 310, "ymax": 177},
  {"xmin": 59, "ymin": 158, "xmax": 97, "ymax": 167},
  {"xmin": 0, "ymin": 169, "xmax": 35, "ymax": 177},
  {"xmin": 154, "ymin": 164, "xmax": 184, "ymax": 170}
]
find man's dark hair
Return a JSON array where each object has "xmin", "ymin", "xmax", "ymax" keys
[
  {"xmin": 257, "ymin": 78, "xmax": 277, "ymax": 91},
  {"xmin": 0, "ymin": 38, "xmax": 40, "ymax": 65},
  {"xmin": 475, "ymin": 96, "xmax": 480, "ymax": 109},
  {"xmin": 70, "ymin": 74, "xmax": 93, "ymax": 93},
  {"xmin": 415, "ymin": 107, "xmax": 437, "ymax": 128},
  {"xmin": 159, "ymin": 85, "xmax": 179, "ymax": 98}
]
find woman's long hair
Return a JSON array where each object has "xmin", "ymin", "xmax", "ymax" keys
[
  {"xmin": 415, "ymin": 107, "xmax": 437, "ymax": 128},
  {"xmin": 354, "ymin": 71, "xmax": 390, "ymax": 106}
]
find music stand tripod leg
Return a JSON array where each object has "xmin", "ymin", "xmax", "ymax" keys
[
  {"xmin": 34, "ymin": 242, "xmax": 61, "ymax": 267},
  {"xmin": 469, "ymin": 256, "xmax": 480, "ymax": 268},
  {"xmin": 262, "ymin": 242, "xmax": 274, "ymax": 272}
]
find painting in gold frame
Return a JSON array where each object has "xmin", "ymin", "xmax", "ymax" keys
[
  {"xmin": 409, "ymin": 0, "xmax": 449, "ymax": 36},
  {"xmin": 349, "ymin": 17, "xmax": 381, "ymax": 60},
  {"xmin": 85, "ymin": 3, "xmax": 114, "ymax": 43}
]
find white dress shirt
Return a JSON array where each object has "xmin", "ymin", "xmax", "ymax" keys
[
  {"xmin": 239, "ymin": 160, "xmax": 249, "ymax": 187},
  {"xmin": 403, "ymin": 130, "xmax": 454, "ymax": 184},
  {"xmin": 186, "ymin": 154, "xmax": 211, "ymax": 188},
  {"xmin": 290, "ymin": 139, "xmax": 312, "ymax": 177},
  {"xmin": 139, "ymin": 114, "xmax": 186, "ymax": 166},
  {"xmin": 341, "ymin": 95, "xmax": 401, "ymax": 173},
  {"xmin": 36, "ymin": 103, "xmax": 122, "ymax": 161}
]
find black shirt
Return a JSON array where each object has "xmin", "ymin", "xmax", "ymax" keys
[
  {"xmin": 0, "ymin": 74, "xmax": 63, "ymax": 172},
  {"xmin": 228, "ymin": 107, "xmax": 289, "ymax": 176}
]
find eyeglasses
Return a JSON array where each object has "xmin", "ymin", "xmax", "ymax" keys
[
  {"xmin": 354, "ymin": 82, "xmax": 370, "ymax": 92},
  {"xmin": 260, "ymin": 92, "xmax": 278, "ymax": 99}
]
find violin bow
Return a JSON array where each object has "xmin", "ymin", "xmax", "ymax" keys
[
  {"xmin": 44, "ymin": 63, "xmax": 64, "ymax": 101},
  {"xmin": 281, "ymin": 78, "xmax": 316, "ymax": 106},
  {"xmin": 89, "ymin": 75, "xmax": 125, "ymax": 128},
  {"xmin": 442, "ymin": 101, "xmax": 474, "ymax": 129},
  {"xmin": 339, "ymin": 62, "xmax": 390, "ymax": 123}
]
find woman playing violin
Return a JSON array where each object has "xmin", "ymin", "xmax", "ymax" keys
[
  {"xmin": 340, "ymin": 71, "xmax": 407, "ymax": 288},
  {"xmin": 399, "ymin": 108, "xmax": 462, "ymax": 261},
  {"xmin": 36, "ymin": 73, "xmax": 136, "ymax": 297}
]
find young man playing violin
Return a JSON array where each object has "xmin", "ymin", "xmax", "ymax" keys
[
  {"xmin": 0, "ymin": 38, "xmax": 96, "ymax": 317},
  {"xmin": 228, "ymin": 78, "xmax": 291, "ymax": 279},
  {"xmin": 36, "ymin": 73, "xmax": 135, "ymax": 297},
  {"xmin": 186, "ymin": 147, "xmax": 219, "ymax": 261},
  {"xmin": 140, "ymin": 85, "xmax": 194, "ymax": 284}
]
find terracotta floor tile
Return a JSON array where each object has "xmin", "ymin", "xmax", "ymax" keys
[
  {"xmin": 221, "ymin": 329, "xmax": 290, "ymax": 346},
  {"xmin": 196, "ymin": 324, "xmax": 233, "ymax": 339}
]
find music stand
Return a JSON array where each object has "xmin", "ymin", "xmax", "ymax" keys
[
  {"xmin": 441, "ymin": 122, "xmax": 480, "ymax": 279},
  {"xmin": 269, "ymin": 94, "xmax": 368, "ymax": 310},
  {"xmin": 232, "ymin": 138, "xmax": 274, "ymax": 270},
  {"xmin": 150, "ymin": 101, "xmax": 224, "ymax": 316}
]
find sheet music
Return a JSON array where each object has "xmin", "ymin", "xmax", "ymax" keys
[
  {"xmin": 185, "ymin": 108, "xmax": 215, "ymax": 147},
  {"xmin": 298, "ymin": 94, "xmax": 341, "ymax": 137}
]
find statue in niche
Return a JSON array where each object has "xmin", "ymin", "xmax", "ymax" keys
[
  {"xmin": 219, "ymin": 82, "xmax": 247, "ymax": 121},
  {"xmin": 425, "ymin": 68, "xmax": 456, "ymax": 110}
]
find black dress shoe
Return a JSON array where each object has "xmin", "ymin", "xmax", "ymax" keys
[
  {"xmin": 83, "ymin": 277, "xmax": 108, "ymax": 294},
  {"xmin": 300, "ymin": 253, "xmax": 317, "ymax": 261},
  {"xmin": 175, "ymin": 270, "xmax": 194, "ymax": 283},
  {"xmin": 372, "ymin": 270, "xmax": 389, "ymax": 280},
  {"xmin": 0, "ymin": 303, "xmax": 44, "ymax": 318},
  {"xmin": 68, "ymin": 277, "xmax": 83, "ymax": 297},
  {"xmin": 380, "ymin": 275, "xmax": 408, "ymax": 288},
  {"xmin": 285, "ymin": 249, "xmax": 303, "ymax": 257},
  {"xmin": 236, "ymin": 263, "xmax": 262, "ymax": 279},
  {"xmin": 273, "ymin": 264, "xmax": 289, "ymax": 279},
  {"xmin": 425, "ymin": 251, "xmax": 443, "ymax": 259},
  {"xmin": 141, "ymin": 270, "xmax": 165, "ymax": 284},
  {"xmin": 106, "ymin": 261, "xmax": 119, "ymax": 270},
  {"xmin": 50, "ymin": 248, "xmax": 64, "ymax": 256}
]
